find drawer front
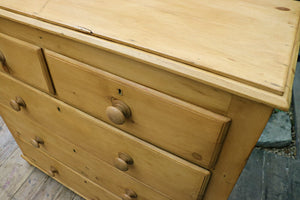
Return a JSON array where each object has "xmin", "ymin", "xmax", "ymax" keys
[
  {"xmin": 1, "ymin": 105, "xmax": 171, "ymax": 200},
  {"xmin": 45, "ymin": 50, "xmax": 231, "ymax": 168},
  {"xmin": 14, "ymin": 138, "xmax": 121, "ymax": 200},
  {"xmin": 0, "ymin": 16, "xmax": 233, "ymax": 115},
  {"xmin": 0, "ymin": 33, "xmax": 54, "ymax": 93},
  {"xmin": 0, "ymin": 72, "xmax": 210, "ymax": 200}
]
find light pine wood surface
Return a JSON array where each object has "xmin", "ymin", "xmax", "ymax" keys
[
  {"xmin": 19, "ymin": 142, "xmax": 122, "ymax": 200},
  {"xmin": 203, "ymin": 96, "xmax": 273, "ymax": 199},
  {"xmin": 0, "ymin": 1, "xmax": 298, "ymax": 199},
  {"xmin": 45, "ymin": 49, "xmax": 231, "ymax": 168},
  {"xmin": 1, "ymin": 104, "xmax": 171, "ymax": 200},
  {"xmin": 0, "ymin": 9, "xmax": 297, "ymax": 111},
  {"xmin": 0, "ymin": 0, "xmax": 299, "ymax": 95},
  {"xmin": 0, "ymin": 72, "xmax": 211, "ymax": 200},
  {"xmin": 0, "ymin": 116, "xmax": 84, "ymax": 200},
  {"xmin": 0, "ymin": 70, "xmax": 275, "ymax": 200},
  {"xmin": 0, "ymin": 33, "xmax": 54, "ymax": 94}
]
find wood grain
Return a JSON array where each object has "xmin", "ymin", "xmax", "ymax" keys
[
  {"xmin": 0, "ymin": 72, "xmax": 211, "ymax": 200},
  {"xmin": 0, "ymin": 33, "xmax": 54, "ymax": 94},
  {"xmin": 17, "ymin": 141, "xmax": 121, "ymax": 200},
  {"xmin": 0, "ymin": 148, "xmax": 34, "ymax": 200},
  {"xmin": 0, "ymin": 117, "xmax": 18, "ymax": 165},
  {"xmin": 203, "ymin": 96, "xmax": 273, "ymax": 200},
  {"xmin": 54, "ymin": 186, "xmax": 78, "ymax": 200},
  {"xmin": 0, "ymin": 0, "xmax": 299, "ymax": 95},
  {"xmin": 11, "ymin": 168, "xmax": 49, "ymax": 200},
  {"xmin": 0, "ymin": 10, "xmax": 296, "ymax": 111},
  {"xmin": 1, "ymin": 104, "xmax": 171, "ymax": 200},
  {"xmin": 29, "ymin": 176, "xmax": 61, "ymax": 200},
  {"xmin": 45, "ymin": 50, "xmax": 231, "ymax": 168},
  {"xmin": 0, "ymin": 2, "xmax": 296, "ymax": 199},
  {"xmin": 0, "ymin": 15, "xmax": 233, "ymax": 115},
  {"xmin": 0, "ymin": 120, "xmax": 80, "ymax": 200}
]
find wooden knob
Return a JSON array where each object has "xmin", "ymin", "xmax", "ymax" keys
[
  {"xmin": 114, "ymin": 157, "xmax": 128, "ymax": 171},
  {"xmin": 122, "ymin": 189, "xmax": 137, "ymax": 200},
  {"xmin": 113, "ymin": 152, "xmax": 133, "ymax": 171},
  {"xmin": 0, "ymin": 51, "xmax": 10, "ymax": 73},
  {"xmin": 48, "ymin": 166, "xmax": 58, "ymax": 177},
  {"xmin": 106, "ymin": 99, "xmax": 131, "ymax": 125},
  {"xmin": 30, "ymin": 136, "xmax": 44, "ymax": 148},
  {"xmin": 10, "ymin": 96, "xmax": 26, "ymax": 111},
  {"xmin": 106, "ymin": 106, "xmax": 125, "ymax": 124}
]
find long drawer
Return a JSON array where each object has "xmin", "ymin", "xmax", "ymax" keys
[
  {"xmin": 1, "ymin": 104, "xmax": 171, "ymax": 200},
  {"xmin": 0, "ymin": 72, "xmax": 210, "ymax": 200},
  {"xmin": 45, "ymin": 50, "xmax": 231, "ymax": 168},
  {"xmin": 0, "ymin": 33, "xmax": 54, "ymax": 93},
  {"xmin": 14, "ymin": 139, "xmax": 121, "ymax": 200}
]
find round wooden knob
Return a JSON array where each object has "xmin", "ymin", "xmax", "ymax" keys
[
  {"xmin": 122, "ymin": 189, "xmax": 137, "ymax": 200},
  {"xmin": 30, "ymin": 137, "xmax": 44, "ymax": 148},
  {"xmin": 114, "ymin": 157, "xmax": 128, "ymax": 171},
  {"xmin": 10, "ymin": 100, "xmax": 20, "ymax": 111},
  {"xmin": 113, "ymin": 152, "xmax": 133, "ymax": 172},
  {"xmin": 106, "ymin": 106, "xmax": 125, "ymax": 124},
  {"xmin": 48, "ymin": 166, "xmax": 58, "ymax": 177},
  {"xmin": 106, "ymin": 99, "xmax": 131, "ymax": 125},
  {"xmin": 0, "ymin": 51, "xmax": 10, "ymax": 73},
  {"xmin": 9, "ymin": 96, "xmax": 26, "ymax": 111}
]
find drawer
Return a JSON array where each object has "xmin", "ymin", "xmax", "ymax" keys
[
  {"xmin": 45, "ymin": 50, "xmax": 231, "ymax": 168},
  {"xmin": 0, "ymin": 33, "xmax": 54, "ymax": 93},
  {"xmin": 1, "ymin": 104, "xmax": 171, "ymax": 200},
  {"xmin": 0, "ymin": 16, "xmax": 233, "ymax": 115},
  {"xmin": 0, "ymin": 72, "xmax": 211, "ymax": 200},
  {"xmin": 14, "ymin": 138, "xmax": 121, "ymax": 200}
]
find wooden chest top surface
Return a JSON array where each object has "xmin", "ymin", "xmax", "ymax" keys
[
  {"xmin": 0, "ymin": 2, "xmax": 294, "ymax": 199},
  {"xmin": 0, "ymin": 0, "xmax": 299, "ymax": 110}
]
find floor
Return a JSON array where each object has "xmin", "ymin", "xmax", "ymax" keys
[
  {"xmin": 0, "ymin": 64, "xmax": 299, "ymax": 200},
  {"xmin": 1, "ymin": 117, "xmax": 300, "ymax": 200},
  {"xmin": 228, "ymin": 63, "xmax": 300, "ymax": 200},
  {"xmin": 0, "ymin": 117, "xmax": 84, "ymax": 200},
  {"xmin": 229, "ymin": 148, "xmax": 300, "ymax": 200}
]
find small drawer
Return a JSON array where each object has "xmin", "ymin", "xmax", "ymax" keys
[
  {"xmin": 0, "ymin": 33, "xmax": 54, "ymax": 93},
  {"xmin": 2, "ymin": 104, "xmax": 172, "ymax": 200},
  {"xmin": 45, "ymin": 50, "xmax": 231, "ymax": 168},
  {"xmin": 14, "ymin": 138, "xmax": 120, "ymax": 200},
  {"xmin": 0, "ymin": 72, "xmax": 211, "ymax": 200}
]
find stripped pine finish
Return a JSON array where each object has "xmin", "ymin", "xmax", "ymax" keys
[
  {"xmin": 45, "ymin": 50, "xmax": 231, "ymax": 168},
  {"xmin": 0, "ymin": 1, "xmax": 299, "ymax": 199},
  {"xmin": 0, "ymin": 33, "xmax": 54, "ymax": 94},
  {"xmin": 0, "ymin": 0, "xmax": 299, "ymax": 95},
  {"xmin": 0, "ymin": 117, "xmax": 84, "ymax": 200},
  {"xmin": 0, "ymin": 72, "xmax": 211, "ymax": 200},
  {"xmin": 0, "ymin": 4, "xmax": 297, "ymax": 110}
]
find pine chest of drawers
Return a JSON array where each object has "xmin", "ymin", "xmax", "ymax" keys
[{"xmin": 0, "ymin": 0, "xmax": 299, "ymax": 199}]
